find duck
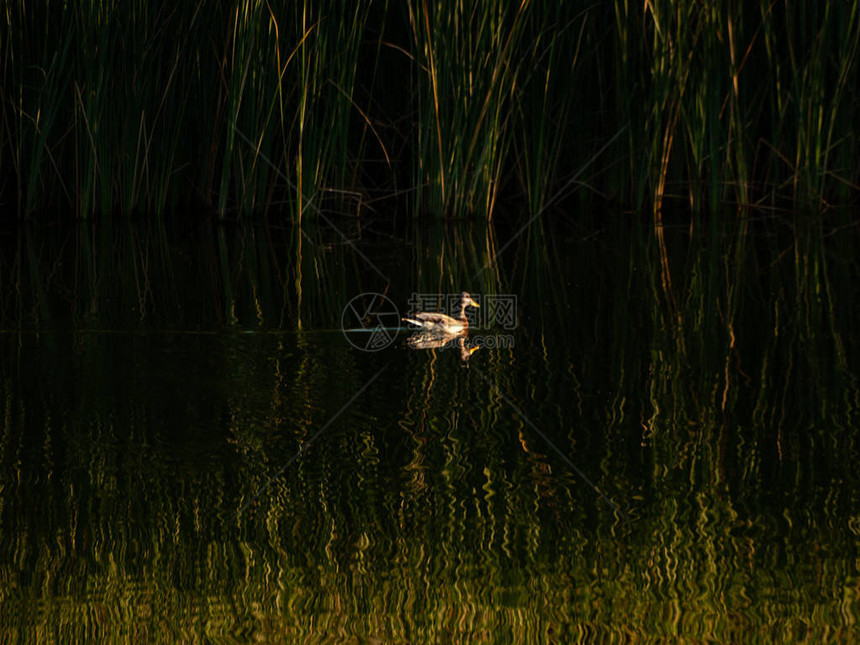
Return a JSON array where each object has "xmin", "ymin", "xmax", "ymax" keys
[{"xmin": 403, "ymin": 292, "xmax": 479, "ymax": 334}]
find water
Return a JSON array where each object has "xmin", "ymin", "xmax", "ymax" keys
[{"xmin": 1, "ymin": 215, "xmax": 858, "ymax": 641}]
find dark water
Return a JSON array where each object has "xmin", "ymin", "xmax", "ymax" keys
[{"xmin": 1, "ymin": 215, "xmax": 858, "ymax": 641}]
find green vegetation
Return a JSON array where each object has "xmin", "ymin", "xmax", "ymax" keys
[
  {"xmin": 2, "ymin": 0, "xmax": 858, "ymax": 219},
  {"xmin": 3, "ymin": 3, "xmax": 857, "ymax": 637}
]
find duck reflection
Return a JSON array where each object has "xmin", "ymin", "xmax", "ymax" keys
[{"xmin": 405, "ymin": 328, "xmax": 480, "ymax": 362}]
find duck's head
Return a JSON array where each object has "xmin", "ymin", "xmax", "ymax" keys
[{"xmin": 460, "ymin": 292, "xmax": 480, "ymax": 308}]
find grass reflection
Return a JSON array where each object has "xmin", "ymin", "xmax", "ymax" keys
[{"xmin": 0, "ymin": 214, "xmax": 858, "ymax": 639}]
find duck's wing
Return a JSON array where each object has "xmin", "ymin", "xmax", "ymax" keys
[{"xmin": 403, "ymin": 312, "xmax": 456, "ymax": 328}]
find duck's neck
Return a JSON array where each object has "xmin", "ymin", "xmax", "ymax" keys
[{"xmin": 458, "ymin": 299, "xmax": 469, "ymax": 322}]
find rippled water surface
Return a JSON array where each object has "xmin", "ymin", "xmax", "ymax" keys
[{"xmin": 1, "ymin": 216, "xmax": 858, "ymax": 641}]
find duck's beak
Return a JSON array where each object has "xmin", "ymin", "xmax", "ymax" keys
[{"xmin": 468, "ymin": 297, "xmax": 480, "ymax": 307}]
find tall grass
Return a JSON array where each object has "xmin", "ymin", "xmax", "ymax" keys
[
  {"xmin": 407, "ymin": 0, "xmax": 531, "ymax": 219},
  {"xmin": 1, "ymin": 0, "xmax": 371, "ymax": 219},
  {"xmin": 1, "ymin": 0, "xmax": 858, "ymax": 219},
  {"xmin": 215, "ymin": 0, "xmax": 372, "ymax": 219},
  {"xmin": 617, "ymin": 0, "xmax": 860, "ymax": 214},
  {"xmin": 512, "ymin": 3, "xmax": 586, "ymax": 215}
]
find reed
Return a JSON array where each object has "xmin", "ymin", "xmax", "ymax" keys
[
  {"xmin": 214, "ymin": 0, "xmax": 371, "ymax": 219},
  {"xmin": 2, "ymin": 0, "xmax": 858, "ymax": 219},
  {"xmin": 511, "ymin": 3, "xmax": 586, "ymax": 216},
  {"xmin": 406, "ymin": 0, "xmax": 533, "ymax": 219}
]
